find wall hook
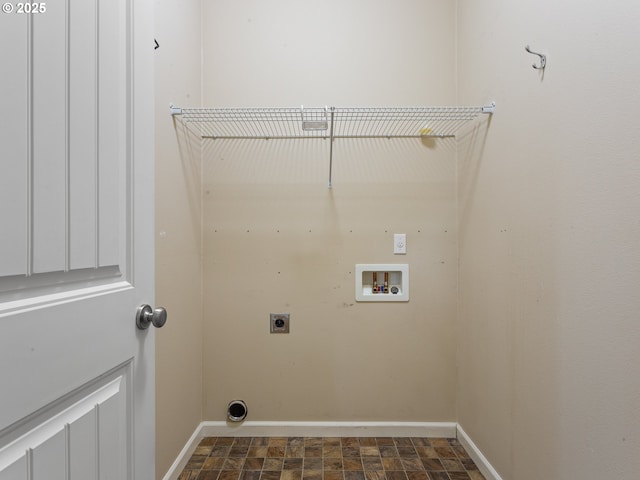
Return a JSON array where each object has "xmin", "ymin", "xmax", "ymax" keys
[{"xmin": 525, "ymin": 45, "xmax": 546, "ymax": 70}]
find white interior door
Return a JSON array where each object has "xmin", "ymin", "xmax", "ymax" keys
[{"xmin": 0, "ymin": 0, "xmax": 155, "ymax": 479}]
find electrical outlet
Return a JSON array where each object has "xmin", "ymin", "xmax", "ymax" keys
[
  {"xmin": 270, "ymin": 313, "xmax": 290, "ymax": 333},
  {"xmin": 394, "ymin": 233, "xmax": 406, "ymax": 254}
]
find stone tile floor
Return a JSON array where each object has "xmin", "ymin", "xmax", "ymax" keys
[{"xmin": 178, "ymin": 436, "xmax": 486, "ymax": 480}]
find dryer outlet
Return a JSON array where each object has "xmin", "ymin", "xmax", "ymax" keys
[{"xmin": 270, "ymin": 313, "xmax": 290, "ymax": 333}]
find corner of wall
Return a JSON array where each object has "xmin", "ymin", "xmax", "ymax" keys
[{"xmin": 155, "ymin": 0, "xmax": 204, "ymax": 478}]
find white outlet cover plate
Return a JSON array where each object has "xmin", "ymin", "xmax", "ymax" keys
[{"xmin": 394, "ymin": 234, "xmax": 406, "ymax": 254}]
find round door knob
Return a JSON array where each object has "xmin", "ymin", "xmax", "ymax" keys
[{"xmin": 136, "ymin": 304, "xmax": 167, "ymax": 329}]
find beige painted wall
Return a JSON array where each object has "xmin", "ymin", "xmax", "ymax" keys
[
  {"xmin": 155, "ymin": 0, "xmax": 203, "ymax": 478},
  {"xmin": 200, "ymin": 0, "xmax": 459, "ymax": 422},
  {"xmin": 155, "ymin": 1, "xmax": 640, "ymax": 478},
  {"xmin": 456, "ymin": 1, "xmax": 640, "ymax": 479}
]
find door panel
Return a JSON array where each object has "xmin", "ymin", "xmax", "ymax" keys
[
  {"xmin": 0, "ymin": 0, "xmax": 127, "ymax": 289},
  {"xmin": 69, "ymin": 0, "xmax": 99, "ymax": 271},
  {"xmin": 0, "ymin": 15, "xmax": 28, "ymax": 278},
  {"xmin": 0, "ymin": 0, "xmax": 154, "ymax": 479},
  {"xmin": 97, "ymin": 0, "xmax": 126, "ymax": 269},
  {"xmin": 0, "ymin": 459, "xmax": 25, "ymax": 480},
  {"xmin": 31, "ymin": 7, "xmax": 67, "ymax": 274},
  {"xmin": 32, "ymin": 431, "xmax": 66, "ymax": 480},
  {"xmin": 0, "ymin": 364, "xmax": 129, "ymax": 480}
]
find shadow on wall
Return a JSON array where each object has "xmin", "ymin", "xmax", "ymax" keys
[
  {"xmin": 457, "ymin": 115, "xmax": 493, "ymax": 251},
  {"xmin": 173, "ymin": 116, "xmax": 203, "ymax": 222},
  {"xmin": 192, "ymin": 139, "xmax": 458, "ymax": 187}
]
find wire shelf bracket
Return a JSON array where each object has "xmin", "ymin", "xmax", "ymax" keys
[{"xmin": 170, "ymin": 102, "xmax": 495, "ymax": 187}]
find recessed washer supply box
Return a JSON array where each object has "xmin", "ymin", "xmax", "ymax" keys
[{"xmin": 355, "ymin": 264, "xmax": 409, "ymax": 302}]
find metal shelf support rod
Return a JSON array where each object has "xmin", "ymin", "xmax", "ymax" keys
[{"xmin": 328, "ymin": 107, "xmax": 335, "ymax": 188}]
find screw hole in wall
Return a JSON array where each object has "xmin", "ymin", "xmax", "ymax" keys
[{"xmin": 227, "ymin": 400, "xmax": 248, "ymax": 422}]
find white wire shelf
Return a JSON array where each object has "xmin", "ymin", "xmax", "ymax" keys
[
  {"xmin": 169, "ymin": 103, "xmax": 495, "ymax": 186},
  {"xmin": 170, "ymin": 104, "xmax": 495, "ymax": 140}
]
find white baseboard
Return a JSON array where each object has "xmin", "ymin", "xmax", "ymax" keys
[
  {"xmin": 200, "ymin": 421, "xmax": 457, "ymax": 439},
  {"xmin": 456, "ymin": 424, "xmax": 503, "ymax": 480},
  {"xmin": 161, "ymin": 425, "xmax": 206, "ymax": 480},
  {"xmin": 162, "ymin": 421, "xmax": 500, "ymax": 480}
]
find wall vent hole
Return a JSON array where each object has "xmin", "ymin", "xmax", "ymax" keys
[{"xmin": 227, "ymin": 400, "xmax": 247, "ymax": 422}]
